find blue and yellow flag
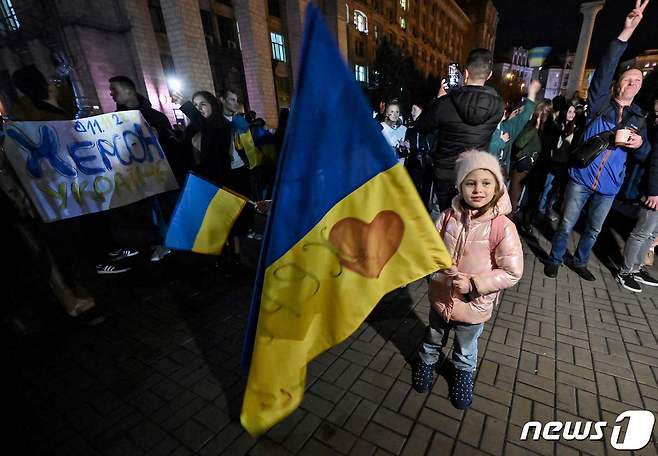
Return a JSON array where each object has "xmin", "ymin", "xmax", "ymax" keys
[
  {"xmin": 240, "ymin": 4, "xmax": 452, "ymax": 436},
  {"xmin": 528, "ymin": 46, "xmax": 552, "ymax": 68},
  {"xmin": 232, "ymin": 116, "xmax": 263, "ymax": 169},
  {"xmin": 165, "ymin": 173, "xmax": 246, "ymax": 255}
]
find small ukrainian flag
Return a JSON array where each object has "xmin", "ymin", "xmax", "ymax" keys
[{"xmin": 165, "ymin": 173, "xmax": 247, "ymax": 255}]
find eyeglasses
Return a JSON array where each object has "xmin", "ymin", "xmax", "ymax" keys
[{"xmin": 48, "ymin": 78, "xmax": 63, "ymax": 88}]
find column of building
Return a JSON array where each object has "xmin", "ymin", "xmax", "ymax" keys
[
  {"xmin": 566, "ymin": 0, "xmax": 605, "ymax": 98},
  {"xmin": 285, "ymin": 0, "xmax": 309, "ymax": 84},
  {"xmin": 232, "ymin": 0, "xmax": 279, "ymax": 127},
  {"xmin": 160, "ymin": 0, "xmax": 215, "ymax": 95},
  {"xmin": 121, "ymin": 0, "xmax": 173, "ymax": 120}
]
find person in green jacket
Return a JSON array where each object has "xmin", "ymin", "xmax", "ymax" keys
[
  {"xmin": 509, "ymin": 100, "xmax": 554, "ymax": 214},
  {"xmin": 489, "ymin": 80, "xmax": 542, "ymax": 177}
]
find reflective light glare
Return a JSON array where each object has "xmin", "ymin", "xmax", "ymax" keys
[{"xmin": 167, "ymin": 77, "xmax": 182, "ymax": 92}]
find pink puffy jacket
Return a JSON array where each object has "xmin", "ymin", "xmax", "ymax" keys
[{"xmin": 428, "ymin": 191, "xmax": 524, "ymax": 324}]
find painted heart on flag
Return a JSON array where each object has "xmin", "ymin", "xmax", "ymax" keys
[{"xmin": 329, "ymin": 210, "xmax": 404, "ymax": 278}]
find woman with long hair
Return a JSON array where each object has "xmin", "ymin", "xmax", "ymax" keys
[
  {"xmin": 536, "ymin": 102, "xmax": 586, "ymax": 220},
  {"xmin": 177, "ymin": 90, "xmax": 233, "ymax": 184},
  {"xmin": 173, "ymin": 89, "xmax": 250, "ymax": 268}
]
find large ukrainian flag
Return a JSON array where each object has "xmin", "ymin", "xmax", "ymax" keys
[
  {"xmin": 240, "ymin": 4, "xmax": 452, "ymax": 436},
  {"xmin": 165, "ymin": 173, "xmax": 247, "ymax": 255}
]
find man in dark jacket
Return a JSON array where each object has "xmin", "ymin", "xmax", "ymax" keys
[
  {"xmin": 617, "ymin": 98, "xmax": 658, "ymax": 293},
  {"xmin": 94, "ymin": 76, "xmax": 177, "ymax": 273},
  {"xmin": 545, "ymin": 1, "xmax": 651, "ymax": 281},
  {"xmin": 415, "ymin": 48, "xmax": 505, "ymax": 211}
]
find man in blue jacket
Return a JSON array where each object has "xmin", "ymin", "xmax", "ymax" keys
[{"xmin": 545, "ymin": 0, "xmax": 651, "ymax": 281}]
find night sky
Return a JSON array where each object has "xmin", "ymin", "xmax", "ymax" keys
[{"xmin": 492, "ymin": 0, "xmax": 658, "ymax": 65}]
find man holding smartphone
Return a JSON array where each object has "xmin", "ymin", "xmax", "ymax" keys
[
  {"xmin": 544, "ymin": 0, "xmax": 651, "ymax": 282},
  {"xmin": 415, "ymin": 48, "xmax": 504, "ymax": 212}
]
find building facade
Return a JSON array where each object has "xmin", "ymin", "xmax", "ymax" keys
[
  {"xmin": 343, "ymin": 0, "xmax": 475, "ymax": 84},
  {"xmin": 0, "ymin": 0, "xmax": 496, "ymax": 127},
  {"xmin": 457, "ymin": 0, "xmax": 498, "ymax": 53},
  {"xmin": 491, "ymin": 47, "xmax": 533, "ymax": 101}
]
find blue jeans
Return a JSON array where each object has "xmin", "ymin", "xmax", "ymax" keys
[
  {"xmin": 418, "ymin": 309, "xmax": 484, "ymax": 372},
  {"xmin": 621, "ymin": 206, "xmax": 658, "ymax": 274},
  {"xmin": 549, "ymin": 179, "xmax": 615, "ymax": 267},
  {"xmin": 538, "ymin": 171, "xmax": 557, "ymax": 215}
]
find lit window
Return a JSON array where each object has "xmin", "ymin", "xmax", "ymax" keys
[
  {"xmin": 270, "ymin": 32, "xmax": 286, "ymax": 62},
  {"xmin": 1, "ymin": 0, "xmax": 21, "ymax": 31},
  {"xmin": 354, "ymin": 10, "xmax": 368, "ymax": 33},
  {"xmin": 400, "ymin": 0, "xmax": 407, "ymax": 11},
  {"xmin": 400, "ymin": 17, "xmax": 407, "ymax": 30},
  {"xmin": 355, "ymin": 65, "xmax": 368, "ymax": 83}
]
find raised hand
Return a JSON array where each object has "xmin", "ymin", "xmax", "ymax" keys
[
  {"xmin": 620, "ymin": 0, "xmax": 650, "ymax": 40},
  {"xmin": 626, "ymin": 0, "xmax": 650, "ymax": 29},
  {"xmin": 527, "ymin": 79, "xmax": 542, "ymax": 101}
]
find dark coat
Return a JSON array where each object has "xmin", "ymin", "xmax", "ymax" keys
[
  {"xmin": 180, "ymin": 101, "xmax": 233, "ymax": 185},
  {"xmin": 404, "ymin": 123, "xmax": 432, "ymax": 170},
  {"xmin": 415, "ymin": 85, "xmax": 505, "ymax": 176},
  {"xmin": 117, "ymin": 94, "xmax": 173, "ymax": 141},
  {"xmin": 116, "ymin": 95, "xmax": 186, "ymax": 183}
]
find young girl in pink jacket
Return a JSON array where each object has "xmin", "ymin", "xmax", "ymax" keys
[{"xmin": 412, "ymin": 150, "xmax": 524, "ymax": 409}]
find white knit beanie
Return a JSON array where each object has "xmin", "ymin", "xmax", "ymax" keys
[{"xmin": 454, "ymin": 149, "xmax": 505, "ymax": 192}]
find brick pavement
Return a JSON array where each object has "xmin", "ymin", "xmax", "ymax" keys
[{"xmin": 3, "ymin": 218, "xmax": 658, "ymax": 455}]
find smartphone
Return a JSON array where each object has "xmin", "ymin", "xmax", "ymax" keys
[{"xmin": 448, "ymin": 63, "xmax": 463, "ymax": 90}]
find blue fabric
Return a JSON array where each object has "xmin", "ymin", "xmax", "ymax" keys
[
  {"xmin": 538, "ymin": 171, "xmax": 557, "ymax": 214},
  {"xmin": 242, "ymin": 4, "xmax": 398, "ymax": 370},
  {"xmin": 164, "ymin": 173, "xmax": 217, "ymax": 251},
  {"xmin": 568, "ymin": 112, "xmax": 629, "ymax": 197},
  {"xmin": 262, "ymin": 15, "xmax": 396, "ymax": 266},
  {"xmin": 231, "ymin": 115, "xmax": 251, "ymax": 134},
  {"xmin": 549, "ymin": 180, "xmax": 615, "ymax": 266},
  {"xmin": 252, "ymin": 126, "xmax": 274, "ymax": 146}
]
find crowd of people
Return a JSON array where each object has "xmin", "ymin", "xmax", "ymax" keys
[
  {"xmin": 1, "ymin": 68, "xmax": 283, "ymax": 329},
  {"xmin": 0, "ymin": 0, "xmax": 656, "ymax": 416}
]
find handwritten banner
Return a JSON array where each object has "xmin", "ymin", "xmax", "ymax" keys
[{"xmin": 4, "ymin": 110, "xmax": 179, "ymax": 222}]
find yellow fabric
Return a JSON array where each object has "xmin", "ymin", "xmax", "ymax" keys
[
  {"xmin": 192, "ymin": 188, "xmax": 246, "ymax": 255},
  {"xmin": 261, "ymin": 144, "xmax": 277, "ymax": 168},
  {"xmin": 241, "ymin": 164, "xmax": 452, "ymax": 435},
  {"xmin": 236, "ymin": 131, "xmax": 263, "ymax": 169}
]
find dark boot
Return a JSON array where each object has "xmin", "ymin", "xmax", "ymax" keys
[
  {"xmin": 412, "ymin": 360, "xmax": 434, "ymax": 393},
  {"xmin": 449, "ymin": 369, "xmax": 474, "ymax": 409}
]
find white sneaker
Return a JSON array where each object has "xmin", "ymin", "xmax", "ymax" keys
[
  {"xmin": 107, "ymin": 249, "xmax": 139, "ymax": 262},
  {"xmin": 96, "ymin": 264, "xmax": 132, "ymax": 274}
]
